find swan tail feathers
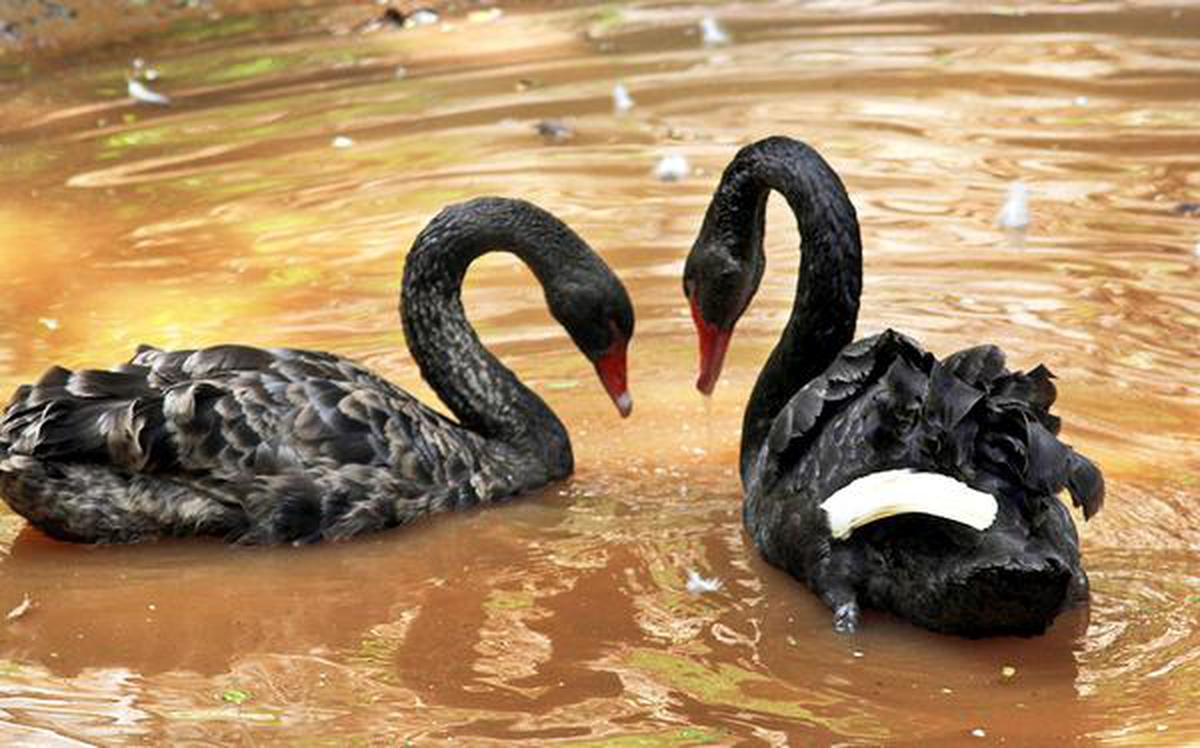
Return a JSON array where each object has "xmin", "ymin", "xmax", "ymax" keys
[
  {"xmin": 940, "ymin": 344, "xmax": 1007, "ymax": 387},
  {"xmin": 820, "ymin": 469, "xmax": 998, "ymax": 540},
  {"xmin": 0, "ymin": 364, "xmax": 177, "ymax": 472},
  {"xmin": 1066, "ymin": 450, "xmax": 1105, "ymax": 520},
  {"xmin": 991, "ymin": 364, "xmax": 1061, "ymax": 433},
  {"xmin": 931, "ymin": 349, "xmax": 1104, "ymax": 521}
]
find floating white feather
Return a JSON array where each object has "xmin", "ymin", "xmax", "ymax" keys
[
  {"xmin": 821, "ymin": 469, "xmax": 998, "ymax": 540},
  {"xmin": 405, "ymin": 9, "xmax": 440, "ymax": 27},
  {"xmin": 996, "ymin": 181, "xmax": 1029, "ymax": 230},
  {"xmin": 612, "ymin": 83, "xmax": 634, "ymax": 113},
  {"xmin": 699, "ymin": 16, "xmax": 730, "ymax": 46},
  {"xmin": 127, "ymin": 78, "xmax": 169, "ymax": 106},
  {"xmin": 685, "ymin": 569, "xmax": 722, "ymax": 594},
  {"xmin": 653, "ymin": 152, "xmax": 690, "ymax": 182}
]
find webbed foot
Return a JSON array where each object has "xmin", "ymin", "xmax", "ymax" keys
[{"xmin": 833, "ymin": 601, "xmax": 860, "ymax": 633}]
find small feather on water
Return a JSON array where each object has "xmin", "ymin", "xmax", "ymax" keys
[
  {"xmin": 700, "ymin": 16, "xmax": 730, "ymax": 46},
  {"xmin": 685, "ymin": 569, "xmax": 722, "ymax": 594},
  {"xmin": 997, "ymin": 181, "xmax": 1030, "ymax": 230},
  {"xmin": 612, "ymin": 83, "xmax": 634, "ymax": 113},
  {"xmin": 535, "ymin": 119, "xmax": 575, "ymax": 144},
  {"xmin": 654, "ymin": 152, "xmax": 690, "ymax": 182},
  {"xmin": 405, "ymin": 9, "xmax": 439, "ymax": 28},
  {"xmin": 332, "ymin": 135, "xmax": 355, "ymax": 149},
  {"xmin": 6, "ymin": 594, "xmax": 32, "ymax": 621},
  {"xmin": 128, "ymin": 78, "xmax": 170, "ymax": 106}
]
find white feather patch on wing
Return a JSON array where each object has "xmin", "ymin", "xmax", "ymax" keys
[{"xmin": 821, "ymin": 469, "xmax": 998, "ymax": 540}]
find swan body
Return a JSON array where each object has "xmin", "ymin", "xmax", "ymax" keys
[
  {"xmin": 0, "ymin": 198, "xmax": 634, "ymax": 545},
  {"xmin": 684, "ymin": 137, "xmax": 1104, "ymax": 636}
]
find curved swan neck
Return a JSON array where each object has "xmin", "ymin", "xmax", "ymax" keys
[
  {"xmin": 706, "ymin": 138, "xmax": 864, "ymax": 482},
  {"xmin": 400, "ymin": 198, "xmax": 577, "ymax": 478}
]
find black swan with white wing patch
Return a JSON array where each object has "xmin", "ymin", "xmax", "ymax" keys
[{"xmin": 683, "ymin": 137, "xmax": 1103, "ymax": 636}]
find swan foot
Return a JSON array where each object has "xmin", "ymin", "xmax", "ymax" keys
[{"xmin": 833, "ymin": 601, "xmax": 860, "ymax": 633}]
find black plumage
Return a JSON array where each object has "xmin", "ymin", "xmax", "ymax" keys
[
  {"xmin": 0, "ymin": 198, "xmax": 634, "ymax": 544},
  {"xmin": 684, "ymin": 137, "xmax": 1104, "ymax": 636}
]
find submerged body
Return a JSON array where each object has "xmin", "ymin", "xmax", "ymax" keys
[
  {"xmin": 684, "ymin": 137, "xmax": 1104, "ymax": 636},
  {"xmin": 0, "ymin": 198, "xmax": 634, "ymax": 544}
]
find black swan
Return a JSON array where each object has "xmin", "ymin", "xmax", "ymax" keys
[
  {"xmin": 683, "ymin": 137, "xmax": 1104, "ymax": 636},
  {"xmin": 0, "ymin": 197, "xmax": 634, "ymax": 545}
]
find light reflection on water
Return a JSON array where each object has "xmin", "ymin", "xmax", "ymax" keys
[{"xmin": 0, "ymin": 1, "xmax": 1198, "ymax": 743}]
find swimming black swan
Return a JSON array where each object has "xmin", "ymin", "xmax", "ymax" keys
[
  {"xmin": 0, "ymin": 197, "xmax": 634, "ymax": 545},
  {"xmin": 683, "ymin": 137, "xmax": 1104, "ymax": 636}
]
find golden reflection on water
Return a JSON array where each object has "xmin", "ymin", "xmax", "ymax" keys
[{"xmin": 1, "ymin": 1, "xmax": 1198, "ymax": 743}]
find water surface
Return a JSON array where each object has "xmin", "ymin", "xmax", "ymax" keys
[{"xmin": 0, "ymin": 0, "xmax": 1197, "ymax": 743}]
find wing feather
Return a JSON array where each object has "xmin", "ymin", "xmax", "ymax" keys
[
  {"xmin": 1, "ymin": 344, "xmax": 468, "ymax": 487},
  {"xmin": 757, "ymin": 330, "xmax": 1105, "ymax": 522}
]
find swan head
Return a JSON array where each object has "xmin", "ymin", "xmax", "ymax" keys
[
  {"xmin": 549, "ymin": 272, "xmax": 636, "ymax": 418},
  {"xmin": 682, "ymin": 231, "xmax": 763, "ymax": 395}
]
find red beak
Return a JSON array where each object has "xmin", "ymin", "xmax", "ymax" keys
[
  {"xmin": 690, "ymin": 294, "xmax": 732, "ymax": 396},
  {"xmin": 594, "ymin": 339, "xmax": 632, "ymax": 417}
]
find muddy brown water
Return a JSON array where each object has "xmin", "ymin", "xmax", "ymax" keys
[{"xmin": 0, "ymin": 1, "xmax": 1197, "ymax": 743}]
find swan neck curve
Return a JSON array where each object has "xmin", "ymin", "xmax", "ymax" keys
[
  {"xmin": 400, "ymin": 198, "xmax": 576, "ymax": 478},
  {"xmin": 713, "ymin": 138, "xmax": 864, "ymax": 482}
]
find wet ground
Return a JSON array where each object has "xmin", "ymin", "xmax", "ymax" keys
[
  {"xmin": 0, "ymin": 0, "xmax": 1197, "ymax": 743},
  {"xmin": 0, "ymin": 0, "xmax": 313, "ymax": 58}
]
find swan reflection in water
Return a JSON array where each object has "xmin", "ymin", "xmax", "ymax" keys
[{"xmin": 0, "ymin": 511, "xmax": 1095, "ymax": 743}]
